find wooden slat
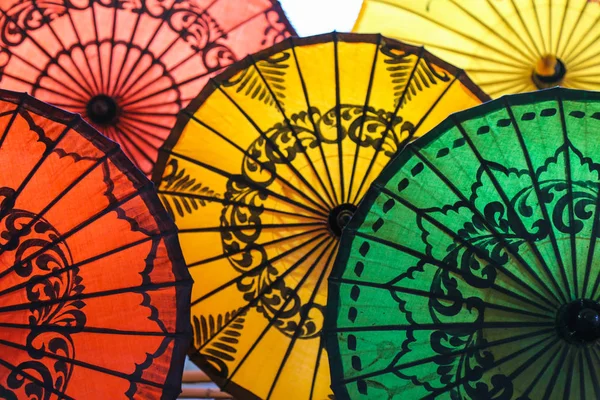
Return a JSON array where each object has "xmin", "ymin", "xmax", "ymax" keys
[
  {"xmin": 179, "ymin": 388, "xmax": 232, "ymax": 399},
  {"xmin": 182, "ymin": 370, "xmax": 212, "ymax": 383}
]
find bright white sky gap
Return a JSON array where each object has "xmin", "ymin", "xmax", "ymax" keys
[{"xmin": 279, "ymin": 0, "xmax": 363, "ymax": 36}]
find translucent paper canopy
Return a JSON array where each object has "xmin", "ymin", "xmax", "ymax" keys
[
  {"xmin": 0, "ymin": 90, "xmax": 192, "ymax": 398},
  {"xmin": 327, "ymin": 88, "xmax": 600, "ymax": 399},
  {"xmin": 153, "ymin": 32, "xmax": 488, "ymax": 399},
  {"xmin": 0, "ymin": 0, "xmax": 295, "ymax": 175},
  {"xmin": 354, "ymin": 0, "xmax": 600, "ymax": 97}
]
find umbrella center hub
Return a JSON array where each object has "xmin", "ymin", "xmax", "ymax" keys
[
  {"xmin": 532, "ymin": 56, "xmax": 566, "ymax": 89},
  {"xmin": 556, "ymin": 299, "xmax": 600, "ymax": 345},
  {"xmin": 328, "ymin": 204, "xmax": 357, "ymax": 237},
  {"xmin": 87, "ymin": 95, "xmax": 119, "ymax": 125}
]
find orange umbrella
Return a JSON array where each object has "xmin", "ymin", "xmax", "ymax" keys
[
  {"xmin": 0, "ymin": 0, "xmax": 295, "ymax": 175},
  {"xmin": 0, "ymin": 90, "xmax": 192, "ymax": 399}
]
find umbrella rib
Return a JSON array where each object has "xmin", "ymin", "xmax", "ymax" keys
[
  {"xmin": 560, "ymin": 13, "xmax": 600, "ymax": 65},
  {"xmin": 556, "ymin": 1, "xmax": 589, "ymax": 61},
  {"xmin": 178, "ymin": 222, "xmax": 327, "ymax": 234},
  {"xmin": 0, "ymin": 174, "xmax": 150, "ymax": 283},
  {"xmin": 554, "ymin": 0, "xmax": 571, "ymax": 59},
  {"xmin": 266, "ymin": 240, "xmax": 338, "ymax": 400},
  {"xmin": 1, "ymin": 68, "xmax": 87, "ymax": 104},
  {"xmin": 0, "ymin": 145, "xmax": 114, "ymax": 268},
  {"xmin": 0, "ymin": 233, "xmax": 171, "ymax": 301},
  {"xmin": 159, "ymin": 190, "xmax": 323, "ymax": 222},
  {"xmin": 6, "ymin": 53, "xmax": 88, "ymax": 102},
  {"xmin": 432, "ymin": 336, "xmax": 560, "ymax": 398},
  {"xmin": 105, "ymin": 6, "xmax": 119, "ymax": 98},
  {"xmin": 119, "ymin": 113, "xmax": 173, "ymax": 130},
  {"xmin": 160, "ymin": 5, "xmax": 276, "ymax": 80},
  {"xmin": 107, "ymin": 126, "xmax": 138, "ymax": 164},
  {"xmin": 587, "ymin": 218, "xmax": 600, "ymax": 299},
  {"xmin": 351, "ymin": 47, "xmax": 427, "ymax": 205},
  {"xmin": 453, "ymin": 113, "xmax": 571, "ymax": 303},
  {"xmin": 334, "ymin": 276, "xmax": 551, "ymax": 320},
  {"xmin": 557, "ymin": 95, "xmax": 579, "ymax": 298},
  {"xmin": 0, "ymin": 357, "xmax": 76, "ymax": 400},
  {"xmin": 530, "ymin": 0, "xmax": 548, "ymax": 55},
  {"xmin": 0, "ymin": 280, "xmax": 192, "ymax": 315},
  {"xmin": 223, "ymin": 237, "xmax": 335, "ymax": 389},
  {"xmin": 407, "ymin": 41, "xmax": 527, "ymax": 70},
  {"xmin": 33, "ymin": 2, "xmax": 97, "ymax": 96},
  {"xmin": 121, "ymin": 109, "xmax": 177, "ymax": 117},
  {"xmin": 584, "ymin": 347, "xmax": 600, "ymax": 397},
  {"xmin": 538, "ymin": 343, "xmax": 571, "ymax": 399},
  {"xmin": 506, "ymin": 0, "xmax": 543, "ymax": 59},
  {"xmin": 191, "ymin": 233, "xmax": 328, "ymax": 306},
  {"xmin": 174, "ymin": 113, "xmax": 330, "ymax": 219},
  {"xmin": 50, "ymin": 102, "xmax": 87, "ymax": 111},
  {"xmin": 90, "ymin": 4, "xmax": 106, "ymax": 94},
  {"xmin": 331, "ymin": 321, "xmax": 554, "ymax": 333},
  {"xmin": 484, "ymin": 0, "xmax": 542, "ymax": 61},
  {"xmin": 0, "ymin": 336, "xmax": 182, "ymax": 392},
  {"xmin": 565, "ymin": 54, "xmax": 600, "ymax": 74},
  {"xmin": 119, "ymin": 117, "xmax": 167, "ymax": 141},
  {"xmin": 560, "ymin": 346, "xmax": 577, "ymax": 399},
  {"xmin": 0, "ymin": 98, "xmax": 23, "ymax": 148},
  {"xmin": 504, "ymin": 100, "xmax": 575, "ymax": 301},
  {"xmin": 370, "ymin": 0, "xmax": 532, "ymax": 67},
  {"xmin": 347, "ymin": 34, "xmax": 381, "ymax": 205},
  {"xmin": 501, "ymin": 340, "xmax": 566, "ymax": 397},
  {"xmin": 290, "ymin": 37, "xmax": 339, "ymax": 209},
  {"xmin": 213, "ymin": 83, "xmax": 332, "ymax": 215},
  {"xmin": 373, "ymin": 187, "xmax": 560, "ymax": 311},
  {"xmin": 548, "ymin": 0, "xmax": 553, "ymax": 53},
  {"xmin": 192, "ymin": 236, "xmax": 332, "ymax": 378},
  {"xmin": 0, "ymin": 117, "xmax": 77, "ymax": 234},
  {"xmin": 334, "ymin": 326, "xmax": 554, "ymax": 386},
  {"xmin": 354, "ymin": 229, "xmax": 555, "ymax": 314},
  {"xmin": 111, "ymin": 0, "xmax": 221, "ymax": 97},
  {"xmin": 165, "ymin": 150, "xmax": 328, "ymax": 219},
  {"xmin": 109, "ymin": 12, "xmax": 142, "ymax": 97},
  {"xmin": 308, "ymin": 333, "xmax": 326, "ymax": 400},
  {"xmin": 115, "ymin": 122, "xmax": 160, "ymax": 153},
  {"xmin": 0, "ymin": 10, "xmax": 94, "ymax": 99},
  {"xmin": 186, "ymin": 227, "xmax": 326, "ymax": 268},
  {"xmin": 333, "ymin": 33, "xmax": 345, "ymax": 204},
  {"xmin": 119, "ymin": 7, "xmax": 277, "ymax": 105},
  {"xmin": 249, "ymin": 52, "xmax": 336, "ymax": 211},
  {"xmin": 113, "ymin": 124, "xmax": 156, "ymax": 165},
  {"xmin": 0, "ymin": 322, "xmax": 187, "ymax": 337},
  {"xmin": 113, "ymin": 26, "xmax": 180, "ymax": 99},
  {"xmin": 407, "ymin": 146, "xmax": 561, "ymax": 309},
  {"xmin": 474, "ymin": 75, "xmax": 533, "ymax": 87},
  {"xmin": 486, "ymin": 80, "xmax": 533, "ymax": 98}
]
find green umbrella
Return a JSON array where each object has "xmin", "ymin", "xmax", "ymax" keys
[{"xmin": 326, "ymin": 87, "xmax": 600, "ymax": 399}]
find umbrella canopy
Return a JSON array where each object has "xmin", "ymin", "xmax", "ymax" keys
[
  {"xmin": 0, "ymin": 0, "xmax": 295, "ymax": 176},
  {"xmin": 353, "ymin": 0, "xmax": 600, "ymax": 97},
  {"xmin": 152, "ymin": 32, "xmax": 488, "ymax": 399},
  {"xmin": 326, "ymin": 87, "xmax": 600, "ymax": 399},
  {"xmin": 0, "ymin": 90, "xmax": 192, "ymax": 399}
]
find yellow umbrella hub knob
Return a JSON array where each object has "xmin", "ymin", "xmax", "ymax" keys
[{"xmin": 533, "ymin": 55, "xmax": 566, "ymax": 89}]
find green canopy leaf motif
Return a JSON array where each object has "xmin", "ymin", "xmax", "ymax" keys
[{"xmin": 326, "ymin": 88, "xmax": 600, "ymax": 399}]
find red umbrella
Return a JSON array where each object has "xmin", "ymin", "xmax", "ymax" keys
[
  {"xmin": 0, "ymin": 89, "xmax": 192, "ymax": 399},
  {"xmin": 0, "ymin": 0, "xmax": 295, "ymax": 175}
]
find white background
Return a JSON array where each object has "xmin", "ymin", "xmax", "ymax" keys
[{"xmin": 279, "ymin": 0, "xmax": 363, "ymax": 36}]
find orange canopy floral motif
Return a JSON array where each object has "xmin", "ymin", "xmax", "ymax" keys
[
  {"xmin": 0, "ymin": 0, "xmax": 295, "ymax": 175},
  {"xmin": 0, "ymin": 90, "xmax": 192, "ymax": 399}
]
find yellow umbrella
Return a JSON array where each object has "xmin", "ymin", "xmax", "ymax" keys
[
  {"xmin": 354, "ymin": 0, "xmax": 600, "ymax": 97},
  {"xmin": 152, "ymin": 32, "xmax": 489, "ymax": 399}
]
